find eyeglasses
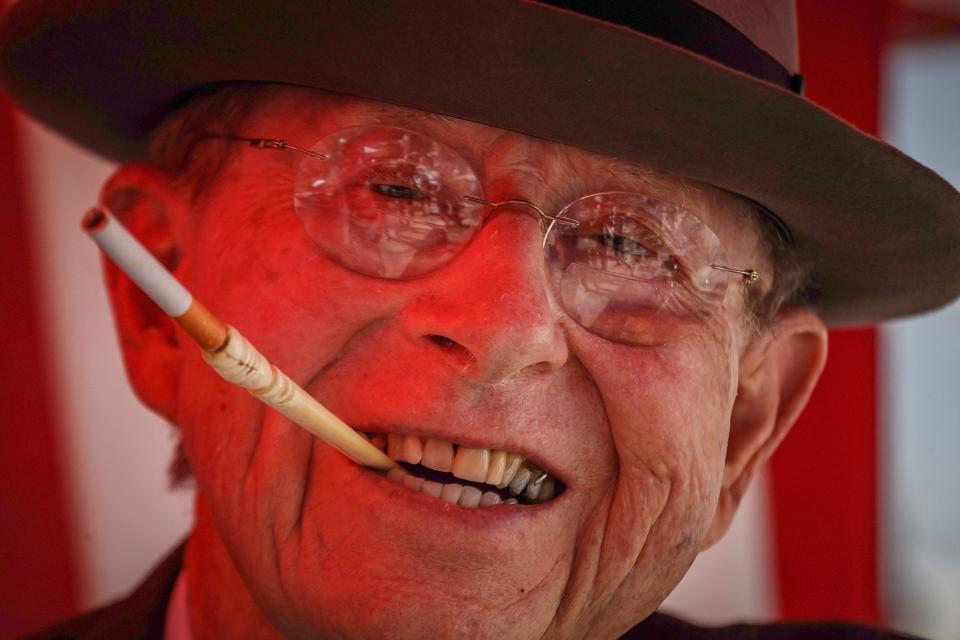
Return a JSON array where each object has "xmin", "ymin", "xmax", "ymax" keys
[{"xmin": 214, "ymin": 125, "xmax": 759, "ymax": 346}]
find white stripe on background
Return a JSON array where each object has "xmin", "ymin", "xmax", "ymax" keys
[
  {"xmin": 17, "ymin": 114, "xmax": 194, "ymax": 609},
  {"xmin": 881, "ymin": 37, "xmax": 960, "ymax": 640}
]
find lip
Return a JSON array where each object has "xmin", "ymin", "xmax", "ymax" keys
[{"xmin": 355, "ymin": 423, "xmax": 569, "ymax": 489}]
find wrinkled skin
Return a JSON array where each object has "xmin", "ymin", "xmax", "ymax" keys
[{"xmin": 103, "ymin": 87, "xmax": 827, "ymax": 639}]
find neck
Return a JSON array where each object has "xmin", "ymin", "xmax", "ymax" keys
[{"xmin": 185, "ymin": 496, "xmax": 284, "ymax": 639}]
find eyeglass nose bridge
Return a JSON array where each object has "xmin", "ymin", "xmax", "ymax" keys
[{"xmin": 462, "ymin": 195, "xmax": 579, "ymax": 247}]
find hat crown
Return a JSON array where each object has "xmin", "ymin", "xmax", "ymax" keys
[{"xmin": 696, "ymin": 0, "xmax": 799, "ymax": 73}]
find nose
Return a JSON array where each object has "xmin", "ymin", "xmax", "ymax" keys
[{"xmin": 396, "ymin": 207, "xmax": 569, "ymax": 382}]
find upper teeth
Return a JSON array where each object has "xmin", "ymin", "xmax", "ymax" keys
[{"xmin": 368, "ymin": 433, "xmax": 557, "ymax": 505}]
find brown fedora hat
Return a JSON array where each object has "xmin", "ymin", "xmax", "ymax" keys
[{"xmin": 2, "ymin": 0, "xmax": 958, "ymax": 325}]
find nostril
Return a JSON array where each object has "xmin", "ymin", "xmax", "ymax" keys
[
  {"xmin": 427, "ymin": 334, "xmax": 457, "ymax": 349},
  {"xmin": 425, "ymin": 334, "xmax": 476, "ymax": 372}
]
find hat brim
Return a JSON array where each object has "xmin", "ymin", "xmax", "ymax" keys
[{"xmin": 2, "ymin": 0, "xmax": 958, "ymax": 325}]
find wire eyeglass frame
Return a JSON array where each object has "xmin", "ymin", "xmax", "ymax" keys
[{"xmin": 218, "ymin": 134, "xmax": 761, "ymax": 285}]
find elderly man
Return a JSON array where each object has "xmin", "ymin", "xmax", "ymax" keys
[{"xmin": 3, "ymin": 1, "xmax": 958, "ymax": 639}]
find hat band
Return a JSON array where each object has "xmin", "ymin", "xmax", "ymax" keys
[{"xmin": 541, "ymin": 0, "xmax": 804, "ymax": 94}]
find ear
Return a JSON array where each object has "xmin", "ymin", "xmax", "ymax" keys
[
  {"xmin": 100, "ymin": 163, "xmax": 190, "ymax": 423},
  {"xmin": 702, "ymin": 306, "xmax": 828, "ymax": 548}
]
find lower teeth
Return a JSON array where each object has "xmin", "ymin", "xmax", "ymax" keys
[{"xmin": 385, "ymin": 466, "xmax": 522, "ymax": 508}]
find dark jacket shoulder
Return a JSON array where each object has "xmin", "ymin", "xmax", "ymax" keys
[
  {"xmin": 25, "ymin": 545, "xmax": 184, "ymax": 640},
  {"xmin": 624, "ymin": 610, "xmax": 924, "ymax": 639}
]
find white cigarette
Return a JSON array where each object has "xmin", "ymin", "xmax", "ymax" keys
[
  {"xmin": 82, "ymin": 207, "xmax": 397, "ymax": 471},
  {"xmin": 85, "ymin": 207, "xmax": 192, "ymax": 317}
]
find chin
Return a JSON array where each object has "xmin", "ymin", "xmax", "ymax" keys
[{"xmin": 238, "ymin": 445, "xmax": 576, "ymax": 640}]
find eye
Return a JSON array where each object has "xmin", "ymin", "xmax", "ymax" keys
[
  {"xmin": 595, "ymin": 232, "xmax": 651, "ymax": 257},
  {"xmin": 370, "ymin": 183, "xmax": 426, "ymax": 200},
  {"xmin": 583, "ymin": 216, "xmax": 666, "ymax": 261}
]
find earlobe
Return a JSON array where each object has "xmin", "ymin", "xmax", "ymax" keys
[
  {"xmin": 100, "ymin": 163, "xmax": 189, "ymax": 423},
  {"xmin": 702, "ymin": 307, "xmax": 828, "ymax": 548}
]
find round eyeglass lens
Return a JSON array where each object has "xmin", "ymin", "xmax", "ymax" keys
[
  {"xmin": 294, "ymin": 125, "xmax": 485, "ymax": 279},
  {"xmin": 544, "ymin": 192, "xmax": 730, "ymax": 345}
]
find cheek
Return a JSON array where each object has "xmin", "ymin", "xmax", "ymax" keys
[
  {"xmin": 556, "ymin": 331, "xmax": 737, "ymax": 620},
  {"xmin": 574, "ymin": 330, "xmax": 736, "ymax": 528},
  {"xmin": 173, "ymin": 191, "xmax": 407, "ymax": 519},
  {"xmin": 175, "ymin": 353, "xmax": 254, "ymax": 493},
  {"xmin": 587, "ymin": 340, "xmax": 731, "ymax": 461},
  {"xmin": 185, "ymin": 191, "xmax": 404, "ymax": 371}
]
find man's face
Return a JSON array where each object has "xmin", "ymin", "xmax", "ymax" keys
[{"xmin": 170, "ymin": 88, "xmax": 766, "ymax": 639}]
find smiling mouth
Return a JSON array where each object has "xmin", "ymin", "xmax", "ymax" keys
[{"xmin": 364, "ymin": 432, "xmax": 564, "ymax": 508}]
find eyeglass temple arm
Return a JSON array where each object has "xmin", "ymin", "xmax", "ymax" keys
[
  {"xmin": 212, "ymin": 134, "xmax": 327, "ymax": 160},
  {"xmin": 710, "ymin": 265, "xmax": 759, "ymax": 283}
]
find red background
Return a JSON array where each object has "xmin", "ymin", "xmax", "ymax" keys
[
  {"xmin": 769, "ymin": 0, "xmax": 886, "ymax": 625},
  {"xmin": 3, "ymin": 1, "xmax": 957, "ymax": 636}
]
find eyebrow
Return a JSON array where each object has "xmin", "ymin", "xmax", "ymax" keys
[
  {"xmin": 362, "ymin": 103, "xmax": 461, "ymax": 131},
  {"xmin": 602, "ymin": 158, "xmax": 679, "ymax": 191}
]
